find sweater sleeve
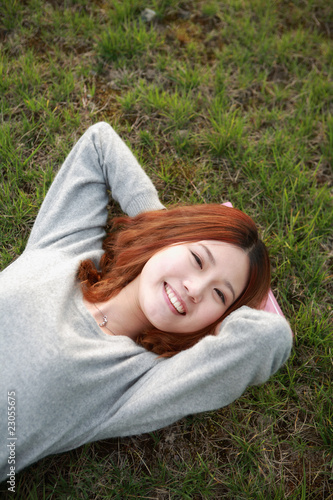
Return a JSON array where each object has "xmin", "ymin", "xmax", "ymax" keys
[
  {"xmin": 26, "ymin": 122, "xmax": 164, "ymax": 253},
  {"xmin": 98, "ymin": 307, "xmax": 293, "ymax": 437}
]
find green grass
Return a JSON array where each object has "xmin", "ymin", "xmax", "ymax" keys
[{"xmin": 1, "ymin": 0, "xmax": 332, "ymax": 498}]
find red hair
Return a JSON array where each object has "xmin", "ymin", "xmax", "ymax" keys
[{"xmin": 78, "ymin": 205, "xmax": 271, "ymax": 357}]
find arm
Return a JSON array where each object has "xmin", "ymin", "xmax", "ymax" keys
[
  {"xmin": 26, "ymin": 122, "xmax": 164, "ymax": 253},
  {"xmin": 99, "ymin": 307, "xmax": 293, "ymax": 437}
]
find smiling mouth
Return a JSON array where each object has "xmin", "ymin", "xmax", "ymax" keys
[{"xmin": 164, "ymin": 283, "xmax": 186, "ymax": 315}]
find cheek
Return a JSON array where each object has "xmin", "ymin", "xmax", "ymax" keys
[
  {"xmin": 198, "ymin": 303, "xmax": 224, "ymax": 328},
  {"xmin": 209, "ymin": 308, "xmax": 224, "ymax": 325}
]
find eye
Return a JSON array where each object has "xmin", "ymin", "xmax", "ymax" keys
[
  {"xmin": 214, "ymin": 288, "xmax": 225, "ymax": 305},
  {"xmin": 191, "ymin": 251, "xmax": 202, "ymax": 269}
]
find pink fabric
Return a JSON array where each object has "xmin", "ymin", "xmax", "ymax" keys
[
  {"xmin": 221, "ymin": 202, "xmax": 285, "ymax": 319},
  {"xmin": 259, "ymin": 290, "xmax": 285, "ymax": 317}
]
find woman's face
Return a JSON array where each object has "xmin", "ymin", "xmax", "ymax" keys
[{"xmin": 137, "ymin": 240, "xmax": 250, "ymax": 334}]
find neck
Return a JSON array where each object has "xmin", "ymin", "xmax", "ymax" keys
[{"xmin": 90, "ymin": 276, "xmax": 151, "ymax": 339}]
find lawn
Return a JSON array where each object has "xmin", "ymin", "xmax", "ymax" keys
[{"xmin": 0, "ymin": 0, "xmax": 332, "ymax": 498}]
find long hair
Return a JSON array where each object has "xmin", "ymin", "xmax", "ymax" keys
[{"xmin": 78, "ymin": 204, "xmax": 271, "ymax": 357}]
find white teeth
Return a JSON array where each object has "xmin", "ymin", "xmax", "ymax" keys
[{"xmin": 165, "ymin": 284, "xmax": 185, "ymax": 314}]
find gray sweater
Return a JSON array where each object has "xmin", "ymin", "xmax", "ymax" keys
[{"xmin": 0, "ymin": 122, "xmax": 292, "ymax": 480}]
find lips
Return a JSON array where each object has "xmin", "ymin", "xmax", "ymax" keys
[{"xmin": 164, "ymin": 283, "xmax": 186, "ymax": 315}]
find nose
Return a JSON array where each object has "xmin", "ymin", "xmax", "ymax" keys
[{"xmin": 183, "ymin": 279, "xmax": 204, "ymax": 303}]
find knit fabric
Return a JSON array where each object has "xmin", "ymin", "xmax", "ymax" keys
[{"xmin": 0, "ymin": 123, "xmax": 292, "ymax": 480}]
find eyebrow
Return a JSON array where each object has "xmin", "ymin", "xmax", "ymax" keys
[{"xmin": 199, "ymin": 243, "xmax": 236, "ymax": 302}]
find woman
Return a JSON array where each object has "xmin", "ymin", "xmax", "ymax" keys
[
  {"xmin": 0, "ymin": 122, "xmax": 292, "ymax": 480},
  {"xmin": 80, "ymin": 200, "xmax": 271, "ymax": 357}
]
